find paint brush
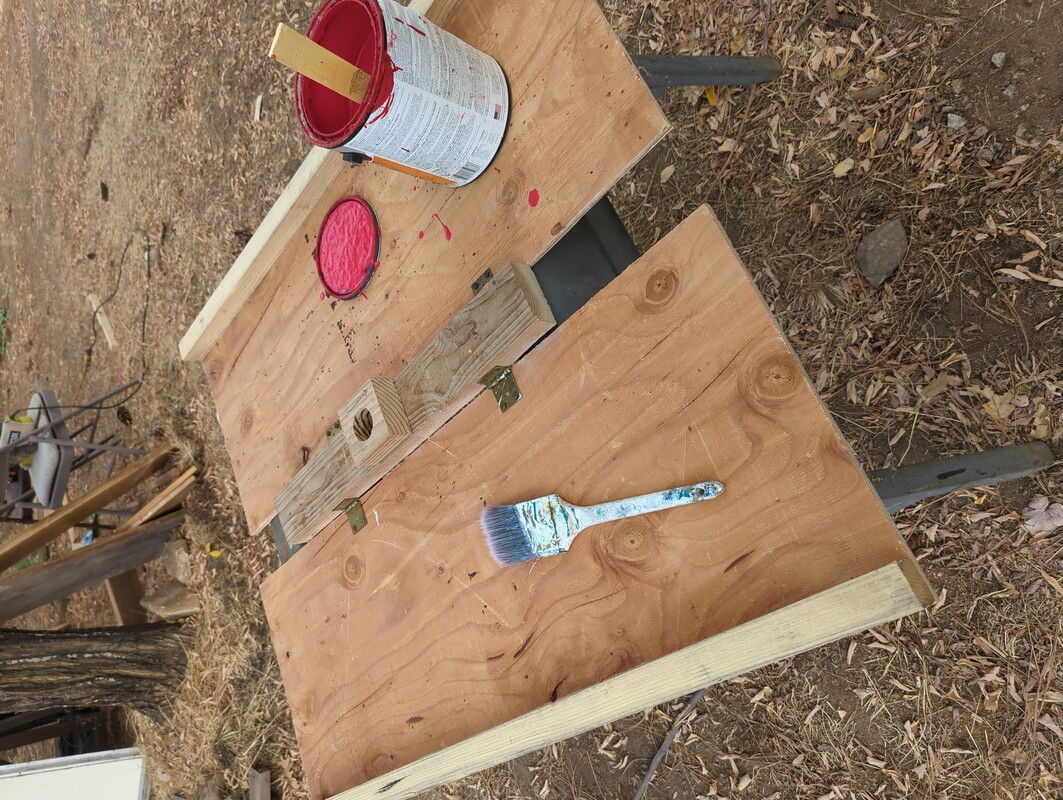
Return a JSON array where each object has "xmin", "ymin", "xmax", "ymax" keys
[
  {"xmin": 482, "ymin": 481, "xmax": 725, "ymax": 565},
  {"xmin": 269, "ymin": 23, "xmax": 371, "ymax": 104}
]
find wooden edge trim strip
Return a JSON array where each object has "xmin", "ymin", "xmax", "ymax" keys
[
  {"xmin": 179, "ymin": 147, "xmax": 341, "ymax": 361},
  {"xmin": 330, "ymin": 559, "xmax": 932, "ymax": 799}
]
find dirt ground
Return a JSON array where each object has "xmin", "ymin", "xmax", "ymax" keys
[{"xmin": 1, "ymin": 0, "xmax": 1062, "ymax": 798}]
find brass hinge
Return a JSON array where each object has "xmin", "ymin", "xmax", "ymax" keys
[
  {"xmin": 479, "ymin": 366, "xmax": 520, "ymax": 413},
  {"xmin": 471, "ymin": 268, "xmax": 494, "ymax": 295},
  {"xmin": 335, "ymin": 498, "xmax": 367, "ymax": 534}
]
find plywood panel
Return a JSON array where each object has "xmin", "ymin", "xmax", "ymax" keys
[
  {"xmin": 203, "ymin": 0, "xmax": 670, "ymax": 534},
  {"xmin": 261, "ymin": 207, "xmax": 931, "ymax": 799},
  {"xmin": 334, "ymin": 561, "xmax": 929, "ymax": 800}
]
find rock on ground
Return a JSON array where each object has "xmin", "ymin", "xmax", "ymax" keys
[
  {"xmin": 856, "ymin": 219, "xmax": 909, "ymax": 288},
  {"xmin": 141, "ymin": 580, "xmax": 202, "ymax": 621},
  {"xmin": 162, "ymin": 538, "xmax": 192, "ymax": 584}
]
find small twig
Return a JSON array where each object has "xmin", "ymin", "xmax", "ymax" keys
[
  {"xmin": 633, "ymin": 687, "xmax": 709, "ymax": 800},
  {"xmin": 74, "ymin": 236, "xmax": 133, "ymax": 402}
]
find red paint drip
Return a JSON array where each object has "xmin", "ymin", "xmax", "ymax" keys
[
  {"xmin": 418, "ymin": 230, "xmax": 424, "ymax": 239},
  {"xmin": 367, "ymin": 52, "xmax": 401, "ymax": 124},
  {"xmin": 393, "ymin": 16, "xmax": 427, "ymax": 36},
  {"xmin": 318, "ymin": 199, "xmax": 378, "ymax": 295},
  {"xmin": 528, "ymin": 189, "xmax": 540, "ymax": 208},
  {"xmin": 432, "ymin": 213, "xmax": 452, "ymax": 241},
  {"xmin": 493, "ymin": 166, "xmax": 502, "ymax": 174}
]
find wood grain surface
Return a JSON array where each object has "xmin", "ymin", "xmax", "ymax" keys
[
  {"xmin": 203, "ymin": 0, "xmax": 669, "ymax": 534},
  {"xmin": 335, "ymin": 561, "xmax": 930, "ymax": 800},
  {"xmin": 261, "ymin": 207, "xmax": 931, "ymax": 799},
  {"xmin": 274, "ymin": 262, "xmax": 554, "ymax": 545}
]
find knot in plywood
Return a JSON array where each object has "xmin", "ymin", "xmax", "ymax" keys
[
  {"xmin": 501, "ymin": 177, "xmax": 521, "ymax": 205},
  {"xmin": 753, "ymin": 353, "xmax": 800, "ymax": 401},
  {"xmin": 738, "ymin": 340, "xmax": 802, "ymax": 410},
  {"xmin": 637, "ymin": 267, "xmax": 679, "ymax": 314},
  {"xmin": 601, "ymin": 520, "xmax": 654, "ymax": 564},
  {"xmin": 343, "ymin": 554, "xmax": 365, "ymax": 588},
  {"xmin": 240, "ymin": 407, "xmax": 255, "ymax": 434}
]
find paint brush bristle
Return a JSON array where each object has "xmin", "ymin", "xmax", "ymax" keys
[{"xmin": 481, "ymin": 504, "xmax": 537, "ymax": 565}]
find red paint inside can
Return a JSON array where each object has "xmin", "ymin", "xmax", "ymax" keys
[
  {"xmin": 295, "ymin": 0, "xmax": 395, "ymax": 148},
  {"xmin": 316, "ymin": 196, "xmax": 380, "ymax": 299}
]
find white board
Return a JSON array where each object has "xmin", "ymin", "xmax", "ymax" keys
[{"xmin": 0, "ymin": 748, "xmax": 147, "ymax": 800}]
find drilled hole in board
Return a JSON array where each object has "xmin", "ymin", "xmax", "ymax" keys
[{"xmin": 351, "ymin": 409, "xmax": 374, "ymax": 441}]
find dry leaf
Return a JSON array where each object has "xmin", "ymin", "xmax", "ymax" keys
[
  {"xmin": 996, "ymin": 267, "xmax": 1032, "ymax": 281},
  {"xmin": 659, "ymin": 164, "xmax": 675, "ymax": 184},
  {"xmin": 1022, "ymin": 229, "xmax": 1048, "ymax": 250},
  {"xmin": 717, "ymin": 138, "xmax": 736, "ymax": 153},
  {"xmin": 981, "ymin": 389, "xmax": 1016, "ymax": 420},
  {"xmin": 921, "ymin": 372, "xmax": 960, "ymax": 400},
  {"xmin": 1023, "ymin": 495, "xmax": 1063, "ymax": 534},
  {"xmin": 704, "ymin": 86, "xmax": 718, "ymax": 106},
  {"xmin": 833, "ymin": 157, "xmax": 856, "ymax": 177}
]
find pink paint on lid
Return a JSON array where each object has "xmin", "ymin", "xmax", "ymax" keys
[{"xmin": 315, "ymin": 195, "xmax": 380, "ymax": 299}]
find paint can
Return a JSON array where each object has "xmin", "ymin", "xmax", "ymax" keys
[
  {"xmin": 295, "ymin": 0, "xmax": 509, "ymax": 186},
  {"xmin": 315, "ymin": 196, "xmax": 381, "ymax": 300}
]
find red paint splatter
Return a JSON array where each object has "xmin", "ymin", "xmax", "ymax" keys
[
  {"xmin": 320, "ymin": 291, "xmax": 326, "ymax": 300},
  {"xmin": 432, "ymin": 213, "xmax": 452, "ymax": 241},
  {"xmin": 386, "ymin": 30, "xmax": 397, "ymax": 50},
  {"xmin": 393, "ymin": 16, "xmax": 427, "ymax": 36},
  {"xmin": 528, "ymin": 189, "xmax": 540, "ymax": 208},
  {"xmin": 117, "ymin": 369, "xmax": 124, "ymax": 384},
  {"xmin": 418, "ymin": 230, "xmax": 424, "ymax": 239},
  {"xmin": 493, "ymin": 166, "xmax": 502, "ymax": 174},
  {"xmin": 412, "ymin": 185, "xmax": 418, "ymax": 191}
]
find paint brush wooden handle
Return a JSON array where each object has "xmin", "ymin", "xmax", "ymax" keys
[
  {"xmin": 573, "ymin": 481, "xmax": 725, "ymax": 528},
  {"xmin": 269, "ymin": 23, "xmax": 371, "ymax": 104}
]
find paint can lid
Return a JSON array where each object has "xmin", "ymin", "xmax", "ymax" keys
[{"xmin": 315, "ymin": 196, "xmax": 381, "ymax": 300}]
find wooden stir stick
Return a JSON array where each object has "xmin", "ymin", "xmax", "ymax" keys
[{"xmin": 269, "ymin": 23, "xmax": 371, "ymax": 104}]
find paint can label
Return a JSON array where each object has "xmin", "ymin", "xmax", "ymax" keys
[{"xmin": 338, "ymin": 0, "xmax": 509, "ymax": 186}]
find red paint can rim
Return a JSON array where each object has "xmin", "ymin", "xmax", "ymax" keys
[
  {"xmin": 295, "ymin": 0, "xmax": 389, "ymax": 148},
  {"xmin": 315, "ymin": 196, "xmax": 381, "ymax": 300}
]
